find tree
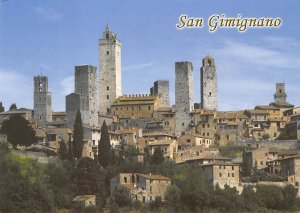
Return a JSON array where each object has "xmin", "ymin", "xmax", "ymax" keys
[
  {"xmin": 68, "ymin": 140, "xmax": 74, "ymax": 161},
  {"xmin": 0, "ymin": 102, "xmax": 4, "ymax": 113},
  {"xmin": 58, "ymin": 140, "xmax": 68, "ymax": 161},
  {"xmin": 113, "ymin": 186, "xmax": 131, "ymax": 207},
  {"xmin": 74, "ymin": 157, "xmax": 106, "ymax": 206},
  {"xmin": 0, "ymin": 115, "xmax": 36, "ymax": 148},
  {"xmin": 9, "ymin": 103, "xmax": 17, "ymax": 111},
  {"xmin": 150, "ymin": 148, "xmax": 165, "ymax": 165},
  {"xmin": 165, "ymin": 185, "xmax": 181, "ymax": 209},
  {"xmin": 73, "ymin": 111, "xmax": 84, "ymax": 159},
  {"xmin": 98, "ymin": 121, "xmax": 111, "ymax": 168}
]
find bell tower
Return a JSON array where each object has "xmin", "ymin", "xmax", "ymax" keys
[{"xmin": 99, "ymin": 25, "xmax": 122, "ymax": 116}]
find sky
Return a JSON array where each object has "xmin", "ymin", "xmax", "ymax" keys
[{"xmin": 0, "ymin": 0, "xmax": 299, "ymax": 112}]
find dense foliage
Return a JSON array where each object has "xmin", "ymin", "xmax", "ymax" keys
[
  {"xmin": 0, "ymin": 114, "xmax": 36, "ymax": 148},
  {"xmin": 1, "ymin": 140, "xmax": 300, "ymax": 212}
]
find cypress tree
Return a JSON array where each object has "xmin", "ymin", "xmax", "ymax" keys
[
  {"xmin": 73, "ymin": 111, "xmax": 84, "ymax": 159},
  {"xmin": 0, "ymin": 102, "xmax": 4, "ymax": 113},
  {"xmin": 58, "ymin": 139, "xmax": 68, "ymax": 160},
  {"xmin": 98, "ymin": 121, "xmax": 111, "ymax": 168},
  {"xmin": 9, "ymin": 103, "xmax": 17, "ymax": 111},
  {"xmin": 68, "ymin": 139, "xmax": 74, "ymax": 161}
]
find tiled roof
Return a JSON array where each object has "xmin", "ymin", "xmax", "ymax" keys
[{"xmin": 137, "ymin": 173, "xmax": 171, "ymax": 181}]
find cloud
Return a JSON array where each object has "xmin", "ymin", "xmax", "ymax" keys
[
  {"xmin": 123, "ymin": 62, "xmax": 155, "ymax": 72},
  {"xmin": 60, "ymin": 76, "xmax": 74, "ymax": 96},
  {"xmin": 35, "ymin": 6, "xmax": 62, "ymax": 21},
  {"xmin": 191, "ymin": 36, "xmax": 300, "ymax": 110},
  {"xmin": 0, "ymin": 68, "xmax": 32, "ymax": 110}
]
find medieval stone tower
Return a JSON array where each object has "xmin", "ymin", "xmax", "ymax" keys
[
  {"xmin": 274, "ymin": 83, "xmax": 287, "ymax": 104},
  {"xmin": 99, "ymin": 25, "xmax": 122, "ymax": 116},
  {"xmin": 201, "ymin": 55, "xmax": 218, "ymax": 110},
  {"xmin": 175, "ymin": 62, "xmax": 194, "ymax": 135},
  {"xmin": 150, "ymin": 80, "xmax": 170, "ymax": 107},
  {"xmin": 33, "ymin": 75, "xmax": 52, "ymax": 126},
  {"xmin": 66, "ymin": 65, "xmax": 98, "ymax": 128}
]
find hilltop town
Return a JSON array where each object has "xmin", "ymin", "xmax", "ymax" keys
[{"xmin": 1, "ymin": 26, "xmax": 300, "ymax": 212}]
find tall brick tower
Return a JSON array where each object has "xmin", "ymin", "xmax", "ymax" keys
[
  {"xmin": 66, "ymin": 65, "xmax": 98, "ymax": 128},
  {"xmin": 175, "ymin": 62, "xmax": 194, "ymax": 135},
  {"xmin": 99, "ymin": 25, "xmax": 122, "ymax": 116},
  {"xmin": 201, "ymin": 55, "xmax": 218, "ymax": 110},
  {"xmin": 34, "ymin": 75, "xmax": 52, "ymax": 126}
]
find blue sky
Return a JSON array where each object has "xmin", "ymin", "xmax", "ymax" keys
[{"xmin": 0, "ymin": 0, "xmax": 299, "ymax": 111}]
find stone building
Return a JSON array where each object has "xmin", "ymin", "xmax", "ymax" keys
[
  {"xmin": 111, "ymin": 95, "xmax": 161, "ymax": 119},
  {"xmin": 99, "ymin": 25, "xmax": 122, "ymax": 116},
  {"xmin": 110, "ymin": 173, "xmax": 171, "ymax": 203},
  {"xmin": 33, "ymin": 75, "xmax": 52, "ymax": 126},
  {"xmin": 150, "ymin": 80, "xmax": 170, "ymax": 107},
  {"xmin": 201, "ymin": 56, "xmax": 218, "ymax": 110},
  {"xmin": 175, "ymin": 62, "xmax": 194, "ymax": 135},
  {"xmin": 201, "ymin": 162, "xmax": 240, "ymax": 189},
  {"xmin": 66, "ymin": 65, "xmax": 98, "ymax": 129}
]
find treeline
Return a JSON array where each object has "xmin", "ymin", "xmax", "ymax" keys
[{"xmin": 1, "ymin": 138, "xmax": 300, "ymax": 213}]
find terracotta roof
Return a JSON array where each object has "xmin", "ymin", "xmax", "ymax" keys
[
  {"xmin": 227, "ymin": 121, "xmax": 239, "ymax": 126},
  {"xmin": 246, "ymin": 110, "xmax": 269, "ymax": 115},
  {"xmin": 186, "ymin": 154, "xmax": 231, "ymax": 161},
  {"xmin": 52, "ymin": 112, "xmax": 66, "ymax": 116},
  {"xmin": 137, "ymin": 173, "xmax": 171, "ymax": 181},
  {"xmin": 255, "ymin": 105, "xmax": 279, "ymax": 110},
  {"xmin": 115, "ymin": 128, "xmax": 139, "ymax": 134},
  {"xmin": 201, "ymin": 111, "xmax": 215, "ymax": 116},
  {"xmin": 156, "ymin": 107, "xmax": 172, "ymax": 112},
  {"xmin": 143, "ymin": 131, "xmax": 175, "ymax": 137},
  {"xmin": 149, "ymin": 140, "xmax": 175, "ymax": 146},
  {"xmin": 201, "ymin": 162, "xmax": 239, "ymax": 167}
]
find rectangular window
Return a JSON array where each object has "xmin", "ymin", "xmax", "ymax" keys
[
  {"xmin": 107, "ymin": 95, "xmax": 109, "ymax": 99},
  {"xmin": 232, "ymin": 166, "xmax": 234, "ymax": 170},
  {"xmin": 107, "ymin": 51, "xmax": 109, "ymax": 55},
  {"xmin": 107, "ymin": 86, "xmax": 109, "ymax": 90},
  {"xmin": 232, "ymin": 173, "xmax": 234, "ymax": 177},
  {"xmin": 228, "ymin": 173, "xmax": 230, "ymax": 177},
  {"xmin": 148, "ymin": 106, "xmax": 151, "ymax": 110},
  {"xmin": 124, "ymin": 177, "xmax": 127, "ymax": 183},
  {"xmin": 219, "ymin": 173, "xmax": 222, "ymax": 177}
]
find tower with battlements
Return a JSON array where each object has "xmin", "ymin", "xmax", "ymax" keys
[
  {"xmin": 175, "ymin": 62, "xmax": 194, "ymax": 135},
  {"xmin": 34, "ymin": 75, "xmax": 52, "ymax": 126},
  {"xmin": 201, "ymin": 55, "xmax": 218, "ymax": 110},
  {"xmin": 150, "ymin": 80, "xmax": 170, "ymax": 107},
  {"xmin": 99, "ymin": 25, "xmax": 122, "ymax": 116}
]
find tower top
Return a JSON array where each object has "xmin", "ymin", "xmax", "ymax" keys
[
  {"xmin": 202, "ymin": 55, "xmax": 215, "ymax": 66},
  {"xmin": 105, "ymin": 24, "xmax": 110, "ymax": 32}
]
